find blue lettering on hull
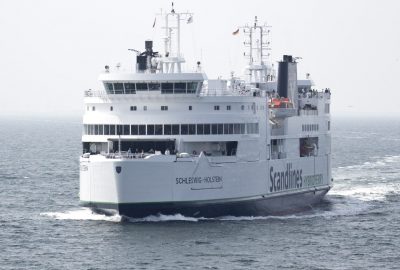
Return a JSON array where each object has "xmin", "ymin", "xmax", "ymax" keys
[{"xmin": 269, "ymin": 163, "xmax": 303, "ymax": 192}]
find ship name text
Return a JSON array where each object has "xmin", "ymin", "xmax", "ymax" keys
[
  {"xmin": 176, "ymin": 176, "xmax": 223, "ymax": 185},
  {"xmin": 270, "ymin": 163, "xmax": 302, "ymax": 192}
]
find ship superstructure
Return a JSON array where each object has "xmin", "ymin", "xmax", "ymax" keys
[{"xmin": 79, "ymin": 7, "xmax": 332, "ymax": 217}]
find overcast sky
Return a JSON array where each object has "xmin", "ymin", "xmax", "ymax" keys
[{"xmin": 1, "ymin": 0, "xmax": 399, "ymax": 117}]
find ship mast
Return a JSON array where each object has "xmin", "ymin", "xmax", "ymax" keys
[
  {"xmin": 157, "ymin": 3, "xmax": 193, "ymax": 73},
  {"xmin": 240, "ymin": 17, "xmax": 273, "ymax": 84}
]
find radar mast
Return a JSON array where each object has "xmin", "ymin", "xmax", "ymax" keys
[
  {"xmin": 240, "ymin": 17, "xmax": 274, "ymax": 85},
  {"xmin": 156, "ymin": 3, "xmax": 193, "ymax": 73}
]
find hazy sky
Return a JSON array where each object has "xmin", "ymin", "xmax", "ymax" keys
[{"xmin": 1, "ymin": 0, "xmax": 399, "ymax": 117}]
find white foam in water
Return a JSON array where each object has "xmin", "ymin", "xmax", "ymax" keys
[
  {"xmin": 128, "ymin": 213, "xmax": 199, "ymax": 222},
  {"xmin": 40, "ymin": 209, "xmax": 314, "ymax": 223},
  {"xmin": 40, "ymin": 208, "xmax": 122, "ymax": 222},
  {"xmin": 129, "ymin": 214, "xmax": 298, "ymax": 222},
  {"xmin": 40, "ymin": 207, "xmax": 369, "ymax": 223},
  {"xmin": 209, "ymin": 215, "xmax": 275, "ymax": 221},
  {"xmin": 202, "ymin": 215, "xmax": 313, "ymax": 221},
  {"xmin": 383, "ymin": 155, "xmax": 400, "ymax": 163},
  {"xmin": 332, "ymin": 155, "xmax": 400, "ymax": 202},
  {"xmin": 330, "ymin": 185, "xmax": 397, "ymax": 201},
  {"xmin": 41, "ymin": 210, "xmax": 200, "ymax": 223}
]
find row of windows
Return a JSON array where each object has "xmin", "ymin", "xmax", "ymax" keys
[
  {"xmin": 104, "ymin": 82, "xmax": 199, "ymax": 95},
  {"xmin": 88, "ymin": 104, "xmax": 247, "ymax": 112},
  {"xmin": 302, "ymin": 124, "xmax": 319, "ymax": 132},
  {"xmin": 84, "ymin": 123, "xmax": 259, "ymax": 136}
]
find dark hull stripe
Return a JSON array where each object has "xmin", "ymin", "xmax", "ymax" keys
[{"xmin": 81, "ymin": 187, "xmax": 330, "ymax": 218}]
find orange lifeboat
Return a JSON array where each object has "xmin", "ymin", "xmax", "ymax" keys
[{"xmin": 269, "ymin": 98, "xmax": 293, "ymax": 108}]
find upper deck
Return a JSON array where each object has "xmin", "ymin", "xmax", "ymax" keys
[{"xmin": 80, "ymin": 6, "xmax": 331, "ymax": 162}]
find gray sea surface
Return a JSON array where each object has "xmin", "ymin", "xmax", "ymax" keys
[{"xmin": 1, "ymin": 116, "xmax": 399, "ymax": 269}]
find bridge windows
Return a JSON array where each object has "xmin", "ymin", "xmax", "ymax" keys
[
  {"xmin": 149, "ymin": 83, "xmax": 160, "ymax": 91},
  {"xmin": 104, "ymin": 81, "xmax": 199, "ymax": 95},
  {"xmin": 161, "ymin": 83, "xmax": 173, "ymax": 94},
  {"xmin": 187, "ymin": 82, "xmax": 197, "ymax": 94},
  {"xmin": 105, "ymin": 83, "xmax": 113, "ymax": 94},
  {"xmin": 214, "ymin": 105, "xmax": 220, "ymax": 111},
  {"xmin": 114, "ymin": 83, "xmax": 124, "ymax": 94},
  {"xmin": 125, "ymin": 83, "xmax": 136, "ymax": 94},
  {"xmin": 110, "ymin": 106, "xmax": 113, "ymax": 111},
  {"xmin": 130, "ymin": 106, "xmax": 137, "ymax": 111},
  {"xmin": 161, "ymin": 106, "xmax": 168, "ymax": 111},
  {"xmin": 174, "ymin": 82, "xmax": 186, "ymax": 94},
  {"xmin": 188, "ymin": 105, "xmax": 192, "ymax": 111},
  {"xmin": 136, "ymin": 83, "xmax": 148, "ymax": 91},
  {"xmin": 226, "ymin": 105, "xmax": 231, "ymax": 110}
]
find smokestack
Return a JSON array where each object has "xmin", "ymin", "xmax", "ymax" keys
[
  {"xmin": 277, "ymin": 55, "xmax": 298, "ymax": 107},
  {"xmin": 136, "ymin": 40, "xmax": 155, "ymax": 72},
  {"xmin": 145, "ymin": 40, "xmax": 153, "ymax": 52}
]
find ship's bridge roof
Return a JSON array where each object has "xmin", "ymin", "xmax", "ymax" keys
[{"xmin": 98, "ymin": 72, "xmax": 207, "ymax": 82}]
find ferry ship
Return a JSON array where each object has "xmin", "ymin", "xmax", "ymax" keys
[{"xmin": 79, "ymin": 6, "xmax": 332, "ymax": 218}]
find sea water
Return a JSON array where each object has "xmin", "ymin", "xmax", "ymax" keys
[{"xmin": 1, "ymin": 116, "xmax": 399, "ymax": 269}]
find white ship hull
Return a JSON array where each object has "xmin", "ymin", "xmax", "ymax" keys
[{"xmin": 80, "ymin": 154, "xmax": 331, "ymax": 217}]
